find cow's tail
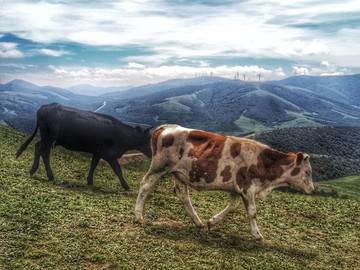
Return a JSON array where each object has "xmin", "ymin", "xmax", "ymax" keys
[{"xmin": 16, "ymin": 122, "xmax": 39, "ymax": 158}]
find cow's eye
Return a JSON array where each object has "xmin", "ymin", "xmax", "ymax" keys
[{"xmin": 305, "ymin": 171, "xmax": 310, "ymax": 176}]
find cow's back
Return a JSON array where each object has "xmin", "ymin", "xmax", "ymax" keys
[{"xmin": 37, "ymin": 103, "xmax": 123, "ymax": 154}]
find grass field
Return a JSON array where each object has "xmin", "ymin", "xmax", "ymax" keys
[
  {"xmin": 316, "ymin": 176, "xmax": 360, "ymax": 200},
  {"xmin": 0, "ymin": 126, "xmax": 359, "ymax": 269}
]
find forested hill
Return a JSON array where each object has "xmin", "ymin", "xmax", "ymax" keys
[
  {"xmin": 1, "ymin": 75, "xmax": 360, "ymax": 134},
  {"xmin": 250, "ymin": 126, "xmax": 360, "ymax": 180}
]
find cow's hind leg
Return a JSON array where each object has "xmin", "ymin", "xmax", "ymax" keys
[
  {"xmin": 30, "ymin": 141, "xmax": 42, "ymax": 176},
  {"xmin": 40, "ymin": 141, "xmax": 54, "ymax": 181},
  {"xmin": 134, "ymin": 171, "xmax": 166, "ymax": 224},
  {"xmin": 173, "ymin": 178, "xmax": 205, "ymax": 228},
  {"xmin": 87, "ymin": 155, "xmax": 100, "ymax": 186},
  {"xmin": 208, "ymin": 193, "xmax": 240, "ymax": 229},
  {"xmin": 108, "ymin": 159, "xmax": 131, "ymax": 191}
]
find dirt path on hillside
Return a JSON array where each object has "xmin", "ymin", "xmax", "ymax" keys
[{"xmin": 119, "ymin": 153, "xmax": 149, "ymax": 164}]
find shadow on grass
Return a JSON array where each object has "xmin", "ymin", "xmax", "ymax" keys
[
  {"xmin": 144, "ymin": 223, "xmax": 318, "ymax": 260},
  {"xmin": 31, "ymin": 175, "xmax": 137, "ymax": 197}
]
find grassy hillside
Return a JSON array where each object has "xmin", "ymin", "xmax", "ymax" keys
[
  {"xmin": 0, "ymin": 126, "xmax": 359, "ymax": 269},
  {"xmin": 316, "ymin": 176, "xmax": 360, "ymax": 200}
]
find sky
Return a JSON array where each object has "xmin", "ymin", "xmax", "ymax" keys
[{"xmin": 1, "ymin": 0, "xmax": 360, "ymax": 88}]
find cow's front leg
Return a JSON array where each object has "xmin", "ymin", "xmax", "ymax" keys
[
  {"xmin": 208, "ymin": 193, "xmax": 240, "ymax": 229},
  {"xmin": 174, "ymin": 178, "xmax": 205, "ymax": 228},
  {"xmin": 135, "ymin": 171, "xmax": 165, "ymax": 224},
  {"xmin": 241, "ymin": 193, "xmax": 264, "ymax": 241},
  {"xmin": 108, "ymin": 159, "xmax": 131, "ymax": 191},
  {"xmin": 87, "ymin": 155, "xmax": 100, "ymax": 186}
]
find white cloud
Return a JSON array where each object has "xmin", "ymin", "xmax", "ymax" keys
[
  {"xmin": 275, "ymin": 40, "xmax": 329, "ymax": 57},
  {"xmin": 1, "ymin": 1, "xmax": 357, "ymax": 60},
  {"xmin": 320, "ymin": 72, "xmax": 345, "ymax": 76},
  {"xmin": 230, "ymin": 65, "xmax": 285, "ymax": 81},
  {"xmin": 1, "ymin": 0, "xmax": 360, "ymax": 81},
  {"xmin": 0, "ymin": 63, "xmax": 37, "ymax": 69},
  {"xmin": 292, "ymin": 60, "xmax": 352, "ymax": 77},
  {"xmin": 46, "ymin": 64, "xmax": 285, "ymax": 86},
  {"xmin": 0, "ymin": 42, "xmax": 24, "ymax": 58},
  {"xmin": 126, "ymin": 62, "xmax": 146, "ymax": 69},
  {"xmin": 68, "ymin": 31, "xmax": 125, "ymax": 46},
  {"xmin": 198, "ymin": 61, "xmax": 210, "ymax": 68},
  {"xmin": 292, "ymin": 66, "xmax": 310, "ymax": 75},
  {"xmin": 39, "ymin": 49, "xmax": 69, "ymax": 57},
  {"xmin": 321, "ymin": 61, "xmax": 330, "ymax": 67}
]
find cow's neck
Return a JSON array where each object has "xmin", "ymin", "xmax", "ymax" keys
[{"xmin": 125, "ymin": 138, "xmax": 142, "ymax": 151}]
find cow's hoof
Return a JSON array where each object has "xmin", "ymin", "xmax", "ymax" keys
[
  {"xmin": 122, "ymin": 185, "xmax": 132, "ymax": 192},
  {"xmin": 207, "ymin": 220, "xmax": 215, "ymax": 230},
  {"xmin": 255, "ymin": 235, "xmax": 265, "ymax": 242},
  {"xmin": 123, "ymin": 189, "xmax": 134, "ymax": 196},
  {"xmin": 195, "ymin": 222, "xmax": 206, "ymax": 229},
  {"xmin": 134, "ymin": 217, "xmax": 144, "ymax": 225}
]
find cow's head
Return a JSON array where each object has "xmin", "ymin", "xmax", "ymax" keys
[
  {"xmin": 287, "ymin": 152, "xmax": 314, "ymax": 194},
  {"xmin": 134, "ymin": 126, "xmax": 152, "ymax": 158}
]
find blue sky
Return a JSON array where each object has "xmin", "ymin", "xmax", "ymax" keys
[{"xmin": 1, "ymin": 0, "xmax": 360, "ymax": 87}]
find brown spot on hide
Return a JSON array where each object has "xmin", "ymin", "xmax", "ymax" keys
[
  {"xmin": 151, "ymin": 127, "xmax": 165, "ymax": 156},
  {"xmin": 236, "ymin": 167, "xmax": 252, "ymax": 191},
  {"xmin": 291, "ymin": 167, "xmax": 301, "ymax": 176},
  {"xmin": 187, "ymin": 130, "xmax": 226, "ymax": 183},
  {"xmin": 162, "ymin": 134, "xmax": 174, "ymax": 148},
  {"xmin": 236, "ymin": 148, "xmax": 296, "ymax": 192},
  {"xmin": 220, "ymin": 166, "xmax": 232, "ymax": 182},
  {"xmin": 230, "ymin": 142, "xmax": 242, "ymax": 158}
]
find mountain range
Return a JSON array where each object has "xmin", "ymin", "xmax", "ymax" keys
[
  {"xmin": 1, "ymin": 75, "xmax": 359, "ymax": 134},
  {"xmin": 0, "ymin": 80, "xmax": 97, "ymax": 133},
  {"xmin": 68, "ymin": 84, "xmax": 131, "ymax": 96}
]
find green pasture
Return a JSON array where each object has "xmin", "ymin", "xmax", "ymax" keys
[{"xmin": 0, "ymin": 126, "xmax": 359, "ymax": 269}]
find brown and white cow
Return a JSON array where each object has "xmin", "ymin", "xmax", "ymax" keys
[{"xmin": 135, "ymin": 124, "xmax": 314, "ymax": 240}]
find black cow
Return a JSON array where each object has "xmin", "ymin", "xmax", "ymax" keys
[{"xmin": 16, "ymin": 102, "xmax": 152, "ymax": 191}]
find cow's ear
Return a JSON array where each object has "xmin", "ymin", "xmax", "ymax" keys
[
  {"xmin": 135, "ymin": 126, "xmax": 142, "ymax": 133},
  {"xmin": 304, "ymin": 154, "xmax": 310, "ymax": 161},
  {"xmin": 296, "ymin": 152, "xmax": 304, "ymax": 165}
]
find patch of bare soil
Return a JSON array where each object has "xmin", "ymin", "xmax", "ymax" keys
[{"xmin": 119, "ymin": 153, "xmax": 149, "ymax": 164}]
